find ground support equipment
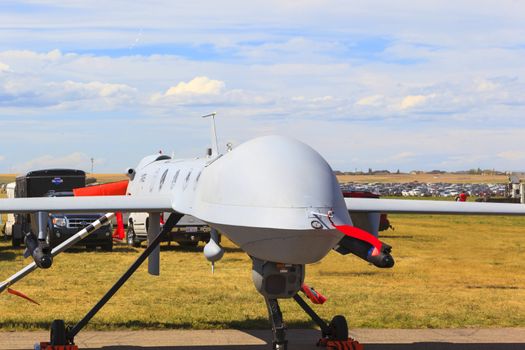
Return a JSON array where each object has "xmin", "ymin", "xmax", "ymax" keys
[
  {"xmin": 1, "ymin": 213, "xmax": 115, "ymax": 295},
  {"xmin": 316, "ymin": 338, "xmax": 364, "ymax": 350},
  {"xmin": 293, "ymin": 293, "xmax": 363, "ymax": 350},
  {"xmin": 37, "ymin": 343, "xmax": 78, "ymax": 350},
  {"xmin": 36, "ymin": 213, "xmax": 183, "ymax": 350}
]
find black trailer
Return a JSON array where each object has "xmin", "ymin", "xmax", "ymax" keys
[
  {"xmin": 11, "ymin": 169, "xmax": 113, "ymax": 251},
  {"xmin": 12, "ymin": 169, "xmax": 86, "ymax": 246},
  {"xmin": 15, "ymin": 169, "xmax": 86, "ymax": 199}
]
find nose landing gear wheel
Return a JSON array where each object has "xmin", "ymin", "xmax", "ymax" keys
[
  {"xmin": 50, "ymin": 319, "xmax": 67, "ymax": 345},
  {"xmin": 328, "ymin": 315, "xmax": 348, "ymax": 341}
]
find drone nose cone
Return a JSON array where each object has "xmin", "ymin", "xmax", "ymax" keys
[
  {"xmin": 207, "ymin": 136, "xmax": 344, "ymax": 209},
  {"xmin": 197, "ymin": 135, "xmax": 350, "ymax": 229},
  {"xmin": 194, "ymin": 135, "xmax": 350, "ymax": 264}
]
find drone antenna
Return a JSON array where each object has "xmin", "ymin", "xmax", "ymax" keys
[{"xmin": 201, "ymin": 112, "xmax": 219, "ymax": 157}]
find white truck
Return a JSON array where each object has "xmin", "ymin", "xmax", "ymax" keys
[
  {"xmin": 1, "ymin": 182, "xmax": 16, "ymax": 236},
  {"xmin": 126, "ymin": 212, "xmax": 213, "ymax": 247}
]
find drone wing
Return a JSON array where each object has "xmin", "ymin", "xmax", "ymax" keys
[
  {"xmin": 0, "ymin": 195, "xmax": 174, "ymax": 214},
  {"xmin": 345, "ymin": 198, "xmax": 525, "ymax": 216}
]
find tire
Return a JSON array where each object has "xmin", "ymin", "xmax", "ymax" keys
[
  {"xmin": 126, "ymin": 224, "xmax": 140, "ymax": 247},
  {"xmin": 45, "ymin": 227, "xmax": 56, "ymax": 249},
  {"xmin": 12, "ymin": 235, "xmax": 21, "ymax": 248},
  {"xmin": 329, "ymin": 315, "xmax": 348, "ymax": 340},
  {"xmin": 101, "ymin": 239, "xmax": 113, "ymax": 252},
  {"xmin": 50, "ymin": 319, "xmax": 67, "ymax": 345}
]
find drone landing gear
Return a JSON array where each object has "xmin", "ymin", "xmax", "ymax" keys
[
  {"xmin": 35, "ymin": 213, "xmax": 183, "ymax": 350},
  {"xmin": 292, "ymin": 294, "xmax": 362, "ymax": 349},
  {"xmin": 262, "ymin": 294, "xmax": 362, "ymax": 350},
  {"xmin": 265, "ymin": 298, "xmax": 288, "ymax": 350},
  {"xmin": 252, "ymin": 259, "xmax": 362, "ymax": 349},
  {"xmin": 35, "ymin": 320, "xmax": 78, "ymax": 350}
]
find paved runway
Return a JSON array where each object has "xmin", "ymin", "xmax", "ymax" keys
[{"xmin": 1, "ymin": 328, "xmax": 524, "ymax": 350}]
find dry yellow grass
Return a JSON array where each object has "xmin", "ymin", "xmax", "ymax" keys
[
  {"xmin": 0, "ymin": 214, "xmax": 524, "ymax": 331},
  {"xmin": 337, "ymin": 173, "xmax": 508, "ymax": 184},
  {"xmin": 0, "ymin": 175, "xmax": 17, "ymax": 184},
  {"xmin": 89, "ymin": 174, "xmax": 128, "ymax": 183}
]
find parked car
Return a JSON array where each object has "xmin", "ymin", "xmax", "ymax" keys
[
  {"xmin": 44, "ymin": 191, "xmax": 113, "ymax": 251},
  {"xmin": 9, "ymin": 169, "xmax": 113, "ymax": 251},
  {"xmin": 126, "ymin": 212, "xmax": 212, "ymax": 247}
]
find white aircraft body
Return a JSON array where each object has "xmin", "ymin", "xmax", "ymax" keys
[{"xmin": 1, "ymin": 123, "xmax": 524, "ymax": 349}]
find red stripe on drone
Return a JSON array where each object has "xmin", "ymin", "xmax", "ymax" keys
[{"xmin": 332, "ymin": 223, "xmax": 383, "ymax": 257}]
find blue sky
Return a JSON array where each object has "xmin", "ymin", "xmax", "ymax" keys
[{"xmin": 0, "ymin": 1, "xmax": 524, "ymax": 173}]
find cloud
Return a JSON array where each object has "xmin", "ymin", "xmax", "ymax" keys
[
  {"xmin": 476, "ymin": 79, "xmax": 499, "ymax": 92},
  {"xmin": 0, "ymin": 62, "xmax": 10, "ymax": 73},
  {"xmin": 0, "ymin": 3, "xmax": 525, "ymax": 172},
  {"xmin": 149, "ymin": 75, "xmax": 274, "ymax": 108},
  {"xmin": 355, "ymin": 95, "xmax": 384, "ymax": 106},
  {"xmin": 0, "ymin": 155, "xmax": 5, "ymax": 162},
  {"xmin": 390, "ymin": 152, "xmax": 416, "ymax": 161},
  {"xmin": 50, "ymin": 80, "xmax": 137, "ymax": 107},
  {"xmin": 9, "ymin": 152, "xmax": 100, "ymax": 174},
  {"xmin": 165, "ymin": 76, "xmax": 225, "ymax": 96},
  {"xmin": 497, "ymin": 151, "xmax": 525, "ymax": 161},
  {"xmin": 400, "ymin": 94, "xmax": 432, "ymax": 109},
  {"xmin": 0, "ymin": 77, "xmax": 136, "ymax": 110}
]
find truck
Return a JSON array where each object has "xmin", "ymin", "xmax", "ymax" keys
[
  {"xmin": 44, "ymin": 190, "xmax": 114, "ymax": 251},
  {"xmin": 1, "ymin": 182, "xmax": 16, "ymax": 236},
  {"xmin": 10, "ymin": 169, "xmax": 113, "ymax": 250},
  {"xmin": 342, "ymin": 190, "xmax": 392, "ymax": 232},
  {"xmin": 126, "ymin": 212, "xmax": 212, "ymax": 247}
]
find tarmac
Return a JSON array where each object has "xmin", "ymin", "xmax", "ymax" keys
[{"xmin": 1, "ymin": 328, "xmax": 524, "ymax": 350}]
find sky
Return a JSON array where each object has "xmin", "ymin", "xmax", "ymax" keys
[{"xmin": 0, "ymin": 0, "xmax": 524, "ymax": 174}]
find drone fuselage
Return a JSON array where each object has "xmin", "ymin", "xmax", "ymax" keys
[{"xmin": 127, "ymin": 135, "xmax": 350, "ymax": 264}]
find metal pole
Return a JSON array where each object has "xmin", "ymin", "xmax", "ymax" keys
[
  {"xmin": 293, "ymin": 294, "xmax": 331, "ymax": 335},
  {"xmin": 0, "ymin": 213, "xmax": 114, "ymax": 294},
  {"xmin": 148, "ymin": 212, "xmax": 161, "ymax": 275},
  {"xmin": 67, "ymin": 213, "xmax": 182, "ymax": 342}
]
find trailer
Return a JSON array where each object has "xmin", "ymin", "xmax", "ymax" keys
[{"xmin": 10, "ymin": 169, "xmax": 113, "ymax": 250}]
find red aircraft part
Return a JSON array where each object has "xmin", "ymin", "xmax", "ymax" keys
[
  {"xmin": 318, "ymin": 337, "xmax": 363, "ymax": 350},
  {"xmin": 39, "ymin": 342, "xmax": 78, "ymax": 350},
  {"xmin": 73, "ymin": 180, "xmax": 128, "ymax": 196},
  {"xmin": 73, "ymin": 180, "xmax": 129, "ymax": 239},
  {"xmin": 7, "ymin": 287, "xmax": 40, "ymax": 305},
  {"xmin": 328, "ymin": 213, "xmax": 383, "ymax": 257},
  {"xmin": 113, "ymin": 212, "xmax": 125, "ymax": 240},
  {"xmin": 301, "ymin": 283, "xmax": 327, "ymax": 304}
]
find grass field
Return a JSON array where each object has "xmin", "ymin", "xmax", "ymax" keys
[{"xmin": 1, "ymin": 214, "xmax": 524, "ymax": 331}]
